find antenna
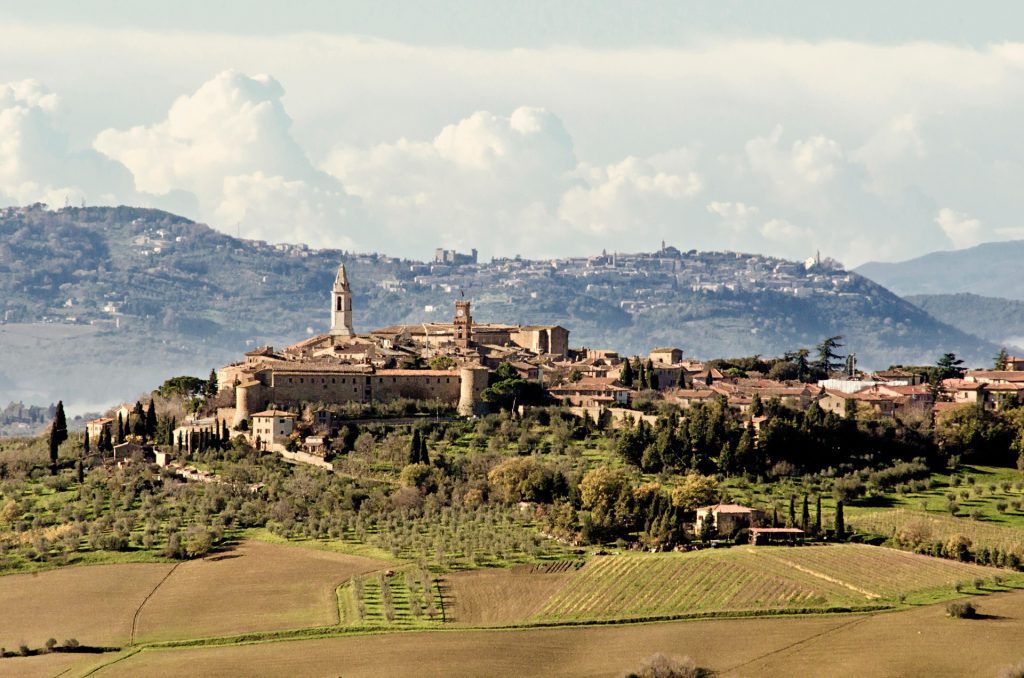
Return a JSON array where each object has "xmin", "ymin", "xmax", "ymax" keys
[{"xmin": 459, "ymin": 287, "xmax": 465, "ymax": 298}]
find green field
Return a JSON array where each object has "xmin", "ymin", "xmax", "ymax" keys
[{"xmin": 851, "ymin": 509, "xmax": 1024, "ymax": 557}]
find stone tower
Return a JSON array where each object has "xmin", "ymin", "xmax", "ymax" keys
[
  {"xmin": 458, "ymin": 366, "xmax": 489, "ymax": 417},
  {"xmin": 454, "ymin": 300, "xmax": 472, "ymax": 347},
  {"xmin": 330, "ymin": 262, "xmax": 354, "ymax": 336}
]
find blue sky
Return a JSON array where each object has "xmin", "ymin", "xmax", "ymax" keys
[{"xmin": 1, "ymin": 2, "xmax": 1022, "ymax": 265}]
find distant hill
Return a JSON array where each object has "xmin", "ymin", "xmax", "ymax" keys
[
  {"xmin": 905, "ymin": 293, "xmax": 1024, "ymax": 352},
  {"xmin": 0, "ymin": 204, "xmax": 999, "ymax": 410},
  {"xmin": 856, "ymin": 240, "xmax": 1024, "ymax": 299}
]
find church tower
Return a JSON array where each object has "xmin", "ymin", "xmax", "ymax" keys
[
  {"xmin": 330, "ymin": 262, "xmax": 354, "ymax": 336},
  {"xmin": 454, "ymin": 300, "xmax": 472, "ymax": 347}
]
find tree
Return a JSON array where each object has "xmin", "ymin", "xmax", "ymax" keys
[
  {"xmin": 620, "ymin": 360, "xmax": 634, "ymax": 388},
  {"xmin": 844, "ymin": 396, "xmax": 858, "ymax": 421},
  {"xmin": 205, "ymin": 368, "xmax": 219, "ymax": 398},
  {"xmin": 48, "ymin": 401, "xmax": 68, "ymax": 474},
  {"xmin": 156, "ymin": 375, "xmax": 206, "ymax": 400},
  {"xmin": 784, "ymin": 349, "xmax": 811, "ymax": 382},
  {"xmin": 750, "ymin": 393, "xmax": 764, "ymax": 416},
  {"xmin": 937, "ymin": 353, "xmax": 966, "ymax": 380},
  {"xmin": 487, "ymin": 457, "xmax": 562, "ymax": 503},
  {"xmin": 815, "ymin": 335, "xmax": 845, "ymax": 375},
  {"xmin": 669, "ymin": 473, "xmax": 720, "ymax": 511},
  {"xmin": 83, "ymin": 428, "xmax": 90, "ymax": 457},
  {"xmin": 131, "ymin": 401, "xmax": 146, "ymax": 438},
  {"xmin": 648, "ymin": 363, "xmax": 660, "ymax": 390},
  {"xmin": 801, "ymin": 494, "xmax": 810, "ymax": 531},
  {"xmin": 815, "ymin": 495, "xmax": 822, "ymax": 535},
  {"xmin": 409, "ymin": 429, "xmax": 422, "ymax": 465},
  {"xmin": 116, "ymin": 413, "xmax": 125, "ymax": 445},
  {"xmin": 676, "ymin": 368, "xmax": 686, "ymax": 389},
  {"xmin": 145, "ymin": 400, "xmax": 157, "ymax": 438},
  {"xmin": 995, "ymin": 348, "xmax": 1010, "ymax": 371},
  {"xmin": 788, "ymin": 496, "xmax": 796, "ymax": 528},
  {"xmin": 834, "ymin": 500, "xmax": 845, "ymax": 539}
]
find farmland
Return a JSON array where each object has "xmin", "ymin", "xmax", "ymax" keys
[
  {"xmin": 445, "ymin": 544, "xmax": 1010, "ymax": 625},
  {"xmin": 851, "ymin": 508, "xmax": 1024, "ymax": 558},
  {"xmin": 81, "ymin": 587, "xmax": 1024, "ymax": 678}
]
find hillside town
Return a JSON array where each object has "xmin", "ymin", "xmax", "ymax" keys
[{"xmin": 77, "ymin": 261, "xmax": 1021, "ymax": 474}]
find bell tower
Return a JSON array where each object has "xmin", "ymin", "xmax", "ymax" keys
[
  {"xmin": 454, "ymin": 300, "xmax": 472, "ymax": 348},
  {"xmin": 330, "ymin": 262, "xmax": 354, "ymax": 336}
]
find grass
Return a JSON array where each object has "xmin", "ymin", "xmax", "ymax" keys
[{"xmin": 850, "ymin": 509, "xmax": 1024, "ymax": 557}]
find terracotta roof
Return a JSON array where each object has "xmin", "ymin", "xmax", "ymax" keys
[
  {"xmin": 697, "ymin": 503, "xmax": 757, "ymax": 514},
  {"xmin": 251, "ymin": 410, "xmax": 296, "ymax": 418}
]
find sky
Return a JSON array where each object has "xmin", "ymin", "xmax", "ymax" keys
[{"xmin": 2, "ymin": 1, "xmax": 1024, "ymax": 266}]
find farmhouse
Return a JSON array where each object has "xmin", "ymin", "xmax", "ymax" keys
[
  {"xmin": 695, "ymin": 503, "xmax": 764, "ymax": 535},
  {"xmin": 749, "ymin": 527, "xmax": 806, "ymax": 545}
]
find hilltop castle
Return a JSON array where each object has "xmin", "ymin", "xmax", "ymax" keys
[{"xmin": 216, "ymin": 262, "xmax": 569, "ymax": 427}]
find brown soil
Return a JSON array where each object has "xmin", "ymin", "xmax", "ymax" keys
[
  {"xmin": 93, "ymin": 589, "xmax": 1024, "ymax": 678},
  {"xmin": 134, "ymin": 540, "xmax": 387, "ymax": 642},
  {"xmin": 445, "ymin": 566, "xmax": 575, "ymax": 625}
]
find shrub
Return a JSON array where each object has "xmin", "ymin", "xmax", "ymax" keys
[
  {"xmin": 63, "ymin": 638, "xmax": 79, "ymax": 648},
  {"xmin": 997, "ymin": 501, "xmax": 1009, "ymax": 513},
  {"xmin": 946, "ymin": 600, "xmax": 978, "ymax": 618},
  {"xmin": 18, "ymin": 645, "xmax": 29, "ymax": 656},
  {"xmin": 45, "ymin": 638, "xmax": 56, "ymax": 652},
  {"xmin": 626, "ymin": 653, "xmax": 704, "ymax": 678},
  {"xmin": 997, "ymin": 659, "xmax": 1024, "ymax": 678}
]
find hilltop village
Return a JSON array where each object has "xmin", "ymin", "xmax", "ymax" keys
[{"xmin": 76, "ymin": 261, "xmax": 1024, "ymax": 469}]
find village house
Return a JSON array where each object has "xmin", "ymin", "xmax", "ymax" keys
[
  {"xmin": 251, "ymin": 410, "xmax": 296, "ymax": 452},
  {"xmin": 548, "ymin": 377, "xmax": 631, "ymax": 407},
  {"xmin": 86, "ymin": 417, "xmax": 113, "ymax": 442},
  {"xmin": 818, "ymin": 388, "xmax": 897, "ymax": 417}
]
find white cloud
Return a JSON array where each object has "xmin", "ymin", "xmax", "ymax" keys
[
  {"xmin": 2, "ymin": 25, "xmax": 1024, "ymax": 263},
  {"xmin": 935, "ymin": 208, "xmax": 985, "ymax": 249},
  {"xmin": 93, "ymin": 70, "xmax": 359, "ymax": 247},
  {"xmin": 0, "ymin": 79, "xmax": 136, "ymax": 207},
  {"xmin": 760, "ymin": 218, "xmax": 810, "ymax": 242}
]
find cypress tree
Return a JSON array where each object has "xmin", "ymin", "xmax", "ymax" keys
[
  {"xmin": 835, "ymin": 500, "xmax": 845, "ymax": 539},
  {"xmin": 419, "ymin": 434, "xmax": 430, "ymax": 465},
  {"xmin": 116, "ymin": 413, "xmax": 125, "ymax": 444},
  {"xmin": 76, "ymin": 459, "xmax": 84, "ymax": 483},
  {"xmin": 169, "ymin": 416, "xmax": 177, "ymax": 445},
  {"xmin": 132, "ymin": 401, "xmax": 145, "ymax": 438},
  {"xmin": 83, "ymin": 428, "xmax": 90, "ymax": 457},
  {"xmin": 648, "ymin": 364, "xmax": 660, "ymax": 390},
  {"xmin": 49, "ymin": 401, "xmax": 68, "ymax": 474},
  {"xmin": 53, "ymin": 401, "xmax": 68, "ymax": 447},
  {"xmin": 410, "ymin": 429, "xmax": 422, "ymax": 465},
  {"xmin": 620, "ymin": 360, "xmax": 635, "ymax": 388},
  {"xmin": 815, "ymin": 495, "xmax": 823, "ymax": 535},
  {"xmin": 788, "ymin": 496, "xmax": 796, "ymax": 528},
  {"xmin": 801, "ymin": 494, "xmax": 810, "ymax": 531},
  {"xmin": 146, "ymin": 400, "xmax": 157, "ymax": 438},
  {"xmin": 676, "ymin": 368, "xmax": 686, "ymax": 388}
]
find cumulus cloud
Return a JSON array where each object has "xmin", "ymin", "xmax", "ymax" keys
[
  {"xmin": 322, "ymin": 109, "xmax": 707, "ymax": 256},
  {"xmin": 0, "ymin": 79, "xmax": 137, "ymax": 207},
  {"xmin": 935, "ymin": 208, "xmax": 985, "ymax": 249},
  {"xmin": 93, "ymin": 70, "xmax": 359, "ymax": 247}
]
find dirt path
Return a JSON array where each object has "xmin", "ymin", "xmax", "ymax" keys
[{"xmin": 130, "ymin": 562, "xmax": 184, "ymax": 646}]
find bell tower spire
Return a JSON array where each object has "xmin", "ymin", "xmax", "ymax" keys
[{"xmin": 330, "ymin": 262, "xmax": 354, "ymax": 336}]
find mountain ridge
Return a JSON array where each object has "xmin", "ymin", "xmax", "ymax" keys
[
  {"xmin": 0, "ymin": 204, "xmax": 999, "ymax": 409},
  {"xmin": 856, "ymin": 240, "xmax": 1024, "ymax": 299}
]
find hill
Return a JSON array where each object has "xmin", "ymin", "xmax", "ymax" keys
[
  {"xmin": 906, "ymin": 293, "xmax": 1024, "ymax": 351},
  {"xmin": 0, "ymin": 204, "xmax": 998, "ymax": 409},
  {"xmin": 856, "ymin": 240, "xmax": 1024, "ymax": 299}
]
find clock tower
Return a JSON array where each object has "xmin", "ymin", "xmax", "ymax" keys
[{"xmin": 454, "ymin": 300, "xmax": 472, "ymax": 348}]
